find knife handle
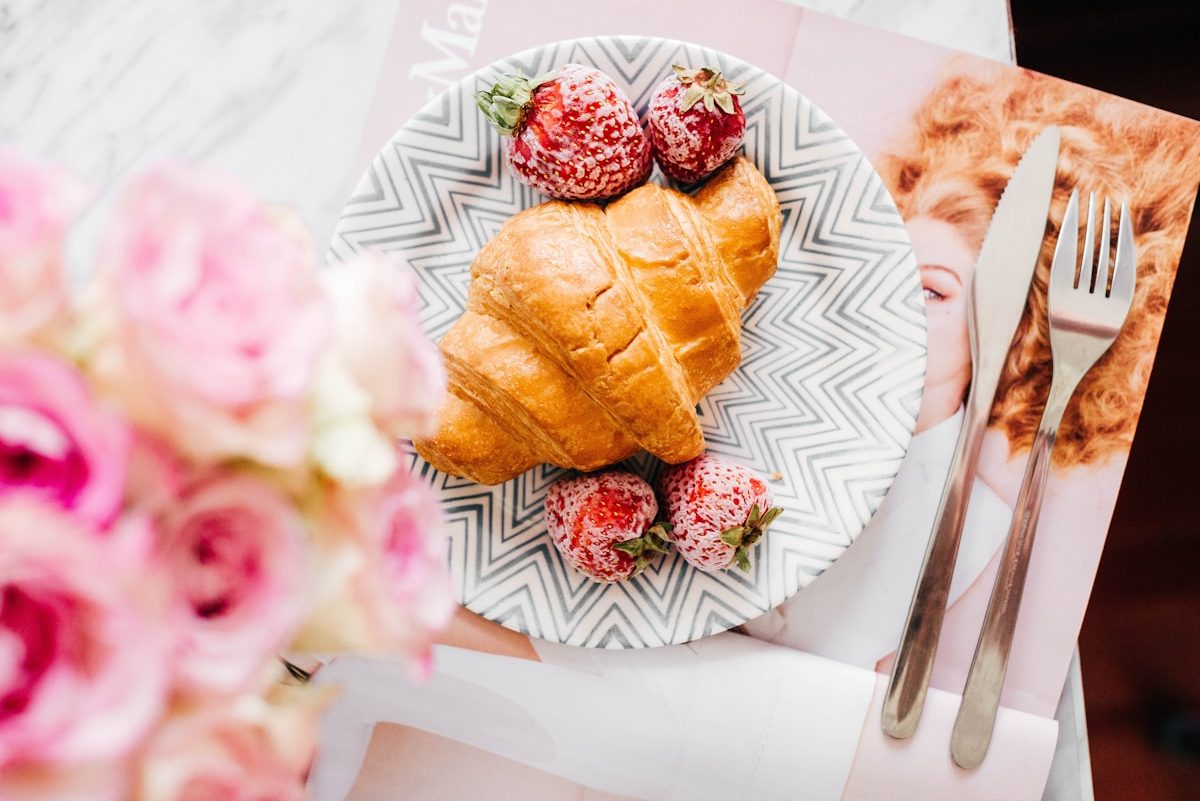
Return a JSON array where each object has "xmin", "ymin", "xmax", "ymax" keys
[
  {"xmin": 882, "ymin": 393, "xmax": 989, "ymax": 739},
  {"xmin": 949, "ymin": 360, "xmax": 1081, "ymax": 766},
  {"xmin": 949, "ymin": 416, "xmax": 1056, "ymax": 767}
]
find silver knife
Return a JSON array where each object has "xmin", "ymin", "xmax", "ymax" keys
[{"xmin": 882, "ymin": 125, "xmax": 1061, "ymax": 739}]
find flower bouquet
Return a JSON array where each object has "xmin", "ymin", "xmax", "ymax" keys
[{"xmin": 0, "ymin": 150, "xmax": 454, "ymax": 800}]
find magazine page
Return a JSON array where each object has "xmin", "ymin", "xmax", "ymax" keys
[
  {"xmin": 781, "ymin": 9, "xmax": 1200, "ymax": 718},
  {"xmin": 316, "ymin": 2, "xmax": 1200, "ymax": 800}
]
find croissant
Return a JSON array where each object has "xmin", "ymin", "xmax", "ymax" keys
[{"xmin": 414, "ymin": 156, "xmax": 781, "ymax": 485}]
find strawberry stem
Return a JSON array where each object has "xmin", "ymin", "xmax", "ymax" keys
[
  {"xmin": 614, "ymin": 522, "xmax": 672, "ymax": 574},
  {"xmin": 475, "ymin": 70, "xmax": 557, "ymax": 136},
  {"xmin": 722, "ymin": 502, "xmax": 783, "ymax": 571},
  {"xmin": 671, "ymin": 64, "xmax": 745, "ymax": 115}
]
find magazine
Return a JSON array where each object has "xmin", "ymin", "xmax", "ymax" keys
[{"xmin": 317, "ymin": 2, "xmax": 1200, "ymax": 799}]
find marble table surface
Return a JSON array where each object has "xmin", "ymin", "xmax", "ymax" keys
[{"xmin": 0, "ymin": 1, "xmax": 1088, "ymax": 799}]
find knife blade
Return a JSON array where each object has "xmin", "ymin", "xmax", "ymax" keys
[{"xmin": 882, "ymin": 125, "xmax": 1061, "ymax": 739}]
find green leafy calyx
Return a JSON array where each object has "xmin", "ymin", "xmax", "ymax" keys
[
  {"xmin": 672, "ymin": 64, "xmax": 745, "ymax": 114},
  {"xmin": 475, "ymin": 70, "xmax": 558, "ymax": 135},
  {"xmin": 720, "ymin": 502, "xmax": 783, "ymax": 572},
  {"xmin": 614, "ymin": 522, "xmax": 673, "ymax": 575}
]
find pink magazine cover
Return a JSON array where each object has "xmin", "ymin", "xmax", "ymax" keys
[{"xmin": 324, "ymin": 1, "xmax": 1200, "ymax": 798}]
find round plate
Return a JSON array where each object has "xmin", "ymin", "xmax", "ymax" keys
[{"xmin": 330, "ymin": 36, "xmax": 926, "ymax": 648}]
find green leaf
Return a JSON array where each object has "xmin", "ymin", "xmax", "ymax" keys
[
  {"xmin": 714, "ymin": 92, "xmax": 735, "ymax": 115},
  {"xmin": 475, "ymin": 72, "xmax": 536, "ymax": 135},
  {"xmin": 720, "ymin": 526, "xmax": 745, "ymax": 547},
  {"xmin": 759, "ymin": 507, "xmax": 783, "ymax": 529},
  {"xmin": 735, "ymin": 548, "xmax": 752, "ymax": 572},
  {"xmin": 614, "ymin": 539, "xmax": 645, "ymax": 557},
  {"xmin": 647, "ymin": 521, "xmax": 674, "ymax": 540},
  {"xmin": 746, "ymin": 503, "xmax": 761, "ymax": 528},
  {"xmin": 703, "ymin": 93, "xmax": 716, "ymax": 112},
  {"xmin": 681, "ymin": 84, "xmax": 705, "ymax": 112}
]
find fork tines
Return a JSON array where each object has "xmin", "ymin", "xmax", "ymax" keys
[
  {"xmin": 1053, "ymin": 189, "xmax": 1134, "ymax": 304},
  {"xmin": 1065, "ymin": 189, "xmax": 1128, "ymax": 298}
]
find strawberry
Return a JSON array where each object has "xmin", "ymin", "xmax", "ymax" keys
[
  {"xmin": 658, "ymin": 453, "xmax": 781, "ymax": 572},
  {"xmin": 646, "ymin": 65, "xmax": 747, "ymax": 184},
  {"xmin": 544, "ymin": 471, "xmax": 669, "ymax": 583},
  {"xmin": 475, "ymin": 64, "xmax": 653, "ymax": 200}
]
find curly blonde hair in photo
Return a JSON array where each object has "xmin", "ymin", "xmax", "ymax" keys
[{"xmin": 878, "ymin": 59, "xmax": 1200, "ymax": 467}]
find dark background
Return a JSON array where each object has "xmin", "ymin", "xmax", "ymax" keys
[{"xmin": 1009, "ymin": 1, "xmax": 1200, "ymax": 798}]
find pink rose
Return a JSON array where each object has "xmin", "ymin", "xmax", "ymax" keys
[
  {"xmin": 0, "ymin": 498, "xmax": 174, "ymax": 792},
  {"xmin": 297, "ymin": 465, "xmax": 453, "ymax": 673},
  {"xmin": 0, "ymin": 149, "xmax": 88, "ymax": 344},
  {"xmin": 136, "ymin": 695, "xmax": 318, "ymax": 801},
  {"xmin": 320, "ymin": 252, "xmax": 444, "ymax": 437},
  {"xmin": 158, "ymin": 474, "xmax": 307, "ymax": 696},
  {"xmin": 0, "ymin": 352, "xmax": 129, "ymax": 526},
  {"xmin": 370, "ymin": 468, "xmax": 456, "ymax": 667},
  {"xmin": 94, "ymin": 163, "xmax": 327, "ymax": 467}
]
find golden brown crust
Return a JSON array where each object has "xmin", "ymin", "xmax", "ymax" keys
[
  {"xmin": 694, "ymin": 157, "xmax": 782, "ymax": 306},
  {"xmin": 468, "ymin": 202, "xmax": 703, "ymax": 462},
  {"xmin": 413, "ymin": 393, "xmax": 539, "ymax": 485},
  {"xmin": 605, "ymin": 184, "xmax": 743, "ymax": 399},
  {"xmin": 440, "ymin": 311, "xmax": 637, "ymax": 469},
  {"xmin": 420, "ymin": 156, "xmax": 780, "ymax": 484}
]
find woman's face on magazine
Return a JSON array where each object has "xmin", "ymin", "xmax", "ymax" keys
[{"xmin": 910, "ymin": 215, "xmax": 973, "ymax": 426}]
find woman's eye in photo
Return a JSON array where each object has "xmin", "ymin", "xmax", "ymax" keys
[{"xmin": 918, "ymin": 264, "xmax": 959, "ymax": 303}]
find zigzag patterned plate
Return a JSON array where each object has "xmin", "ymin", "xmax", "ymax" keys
[{"xmin": 330, "ymin": 36, "xmax": 926, "ymax": 648}]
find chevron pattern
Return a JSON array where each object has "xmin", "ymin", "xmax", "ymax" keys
[{"xmin": 330, "ymin": 37, "xmax": 927, "ymax": 648}]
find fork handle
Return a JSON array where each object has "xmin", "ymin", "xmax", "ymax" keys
[
  {"xmin": 950, "ymin": 392, "xmax": 1071, "ymax": 768},
  {"xmin": 882, "ymin": 392, "xmax": 990, "ymax": 739}
]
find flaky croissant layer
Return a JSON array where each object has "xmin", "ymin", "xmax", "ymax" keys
[{"xmin": 414, "ymin": 157, "xmax": 782, "ymax": 485}]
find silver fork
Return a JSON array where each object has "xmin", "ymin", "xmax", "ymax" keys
[{"xmin": 950, "ymin": 190, "xmax": 1136, "ymax": 769}]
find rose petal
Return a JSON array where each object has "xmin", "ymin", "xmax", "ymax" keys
[
  {"xmin": 0, "ymin": 352, "xmax": 129, "ymax": 526},
  {"xmin": 159, "ymin": 473, "xmax": 307, "ymax": 697}
]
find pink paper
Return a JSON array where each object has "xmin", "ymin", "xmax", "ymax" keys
[
  {"xmin": 843, "ymin": 675, "xmax": 1059, "ymax": 800},
  {"xmin": 782, "ymin": 11, "xmax": 950, "ymax": 161}
]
